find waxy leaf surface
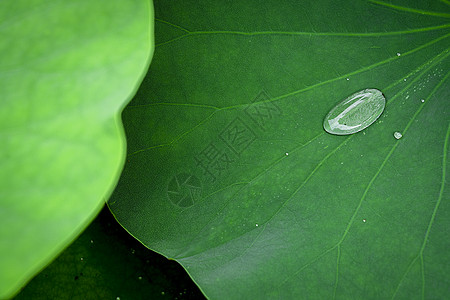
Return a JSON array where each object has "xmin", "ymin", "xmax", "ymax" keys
[{"xmin": 109, "ymin": 0, "xmax": 450, "ymax": 298}]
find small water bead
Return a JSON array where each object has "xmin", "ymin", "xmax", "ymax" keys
[
  {"xmin": 421, "ymin": 99, "xmax": 425, "ymax": 103},
  {"xmin": 394, "ymin": 132, "xmax": 403, "ymax": 139},
  {"xmin": 323, "ymin": 88, "xmax": 386, "ymax": 135}
]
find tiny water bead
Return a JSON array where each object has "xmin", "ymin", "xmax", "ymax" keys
[
  {"xmin": 394, "ymin": 131, "xmax": 403, "ymax": 139},
  {"xmin": 323, "ymin": 88, "xmax": 386, "ymax": 135}
]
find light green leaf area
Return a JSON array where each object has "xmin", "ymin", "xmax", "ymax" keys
[
  {"xmin": 109, "ymin": 0, "xmax": 449, "ymax": 299},
  {"xmin": 0, "ymin": 0, "xmax": 153, "ymax": 298}
]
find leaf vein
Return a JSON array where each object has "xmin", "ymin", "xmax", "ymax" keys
[
  {"xmin": 174, "ymin": 133, "xmax": 324, "ymax": 258},
  {"xmin": 130, "ymin": 36, "xmax": 449, "ymax": 157},
  {"xmin": 390, "ymin": 72, "xmax": 450, "ymax": 299},
  {"xmin": 154, "ymin": 24, "xmax": 450, "ymax": 48},
  {"xmin": 369, "ymin": 0, "xmax": 450, "ymax": 18}
]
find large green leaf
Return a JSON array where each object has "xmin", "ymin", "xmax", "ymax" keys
[
  {"xmin": 0, "ymin": 0, "xmax": 153, "ymax": 298},
  {"xmin": 109, "ymin": 0, "xmax": 449, "ymax": 298}
]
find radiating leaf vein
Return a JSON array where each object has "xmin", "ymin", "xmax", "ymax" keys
[
  {"xmin": 130, "ymin": 34, "xmax": 448, "ymax": 158},
  {"xmin": 369, "ymin": 0, "xmax": 450, "ymax": 18},
  {"xmin": 155, "ymin": 17, "xmax": 450, "ymax": 48}
]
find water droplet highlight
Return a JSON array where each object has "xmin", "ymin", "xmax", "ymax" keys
[
  {"xmin": 323, "ymin": 88, "xmax": 386, "ymax": 135},
  {"xmin": 394, "ymin": 132, "xmax": 403, "ymax": 139}
]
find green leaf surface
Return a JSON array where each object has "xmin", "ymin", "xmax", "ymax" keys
[
  {"xmin": 0, "ymin": 1, "xmax": 153, "ymax": 298},
  {"xmin": 109, "ymin": 0, "xmax": 450, "ymax": 298}
]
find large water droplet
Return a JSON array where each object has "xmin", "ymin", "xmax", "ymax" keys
[{"xmin": 323, "ymin": 88, "xmax": 386, "ymax": 135}]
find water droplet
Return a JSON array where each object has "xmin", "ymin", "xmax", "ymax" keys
[
  {"xmin": 397, "ymin": 52, "xmax": 401, "ymax": 56},
  {"xmin": 394, "ymin": 132, "xmax": 403, "ymax": 139},
  {"xmin": 403, "ymin": 78, "xmax": 407, "ymax": 81},
  {"xmin": 285, "ymin": 152, "xmax": 289, "ymax": 156},
  {"xmin": 80, "ymin": 257, "xmax": 83, "ymax": 261},
  {"xmin": 90, "ymin": 240, "xmax": 93, "ymax": 244},
  {"xmin": 138, "ymin": 276, "xmax": 143, "ymax": 280},
  {"xmin": 116, "ymin": 297, "xmax": 120, "ymax": 300},
  {"xmin": 346, "ymin": 78, "xmax": 350, "ymax": 81},
  {"xmin": 363, "ymin": 219, "xmax": 366, "ymax": 223},
  {"xmin": 323, "ymin": 88, "xmax": 386, "ymax": 135},
  {"xmin": 256, "ymin": 224, "xmax": 258, "ymax": 227},
  {"xmin": 421, "ymin": 99, "xmax": 425, "ymax": 103}
]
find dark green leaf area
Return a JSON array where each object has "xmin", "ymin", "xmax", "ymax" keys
[{"xmin": 110, "ymin": 0, "xmax": 450, "ymax": 299}]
